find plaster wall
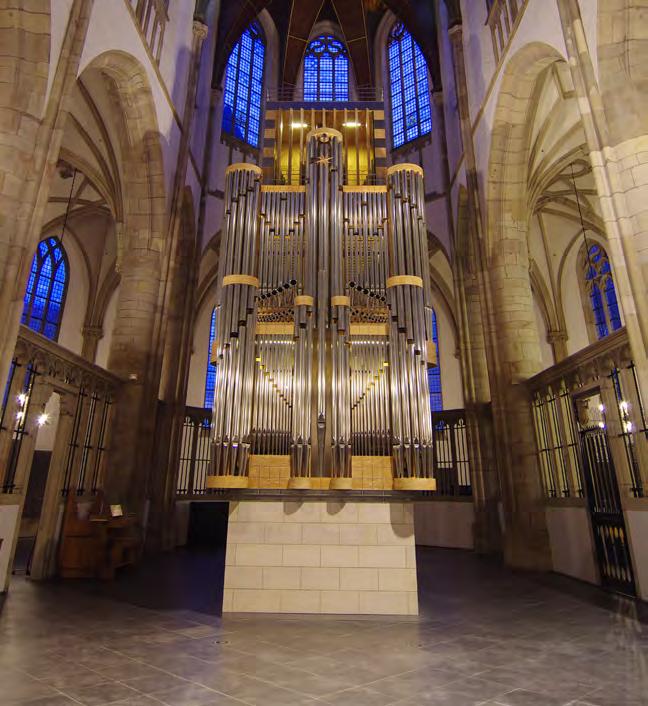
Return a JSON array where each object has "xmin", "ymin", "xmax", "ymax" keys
[
  {"xmin": 0, "ymin": 505, "xmax": 20, "ymax": 592},
  {"xmin": 546, "ymin": 505, "xmax": 599, "ymax": 585},
  {"xmin": 414, "ymin": 500, "xmax": 474, "ymax": 549},
  {"xmin": 626, "ymin": 509, "xmax": 648, "ymax": 601}
]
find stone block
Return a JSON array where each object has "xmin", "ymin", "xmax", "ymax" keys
[
  {"xmin": 283, "ymin": 545, "xmax": 321, "ymax": 567},
  {"xmin": 263, "ymin": 567, "xmax": 301, "ymax": 590},
  {"xmin": 358, "ymin": 546, "xmax": 407, "ymax": 568},
  {"xmin": 235, "ymin": 544, "xmax": 283, "ymax": 567},
  {"xmin": 225, "ymin": 566, "xmax": 264, "ymax": 589},
  {"xmin": 321, "ymin": 590, "xmax": 360, "ymax": 614},
  {"xmin": 232, "ymin": 589, "xmax": 282, "ymax": 612},
  {"xmin": 340, "ymin": 567, "xmax": 379, "ymax": 591},
  {"xmin": 321, "ymin": 545, "xmax": 359, "ymax": 568},
  {"xmin": 279, "ymin": 590, "xmax": 321, "ymax": 613},
  {"xmin": 359, "ymin": 591, "xmax": 411, "ymax": 615},
  {"xmin": 265, "ymin": 523, "xmax": 302, "ymax": 545},
  {"xmin": 301, "ymin": 567, "xmax": 340, "ymax": 590},
  {"xmin": 378, "ymin": 568, "xmax": 417, "ymax": 592}
]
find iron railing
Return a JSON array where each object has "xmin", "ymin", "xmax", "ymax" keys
[{"xmin": 175, "ymin": 405, "xmax": 472, "ymax": 497}]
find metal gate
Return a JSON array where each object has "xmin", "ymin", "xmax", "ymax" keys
[{"xmin": 579, "ymin": 425, "xmax": 636, "ymax": 596}]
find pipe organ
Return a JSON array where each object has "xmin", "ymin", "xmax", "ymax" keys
[{"xmin": 209, "ymin": 125, "xmax": 437, "ymax": 491}]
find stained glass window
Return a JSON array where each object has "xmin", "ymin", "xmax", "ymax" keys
[
  {"xmin": 428, "ymin": 309, "xmax": 443, "ymax": 412},
  {"xmin": 304, "ymin": 35, "xmax": 349, "ymax": 101},
  {"xmin": 204, "ymin": 307, "xmax": 217, "ymax": 409},
  {"xmin": 584, "ymin": 243, "xmax": 622, "ymax": 340},
  {"xmin": 388, "ymin": 23, "xmax": 432, "ymax": 149},
  {"xmin": 222, "ymin": 23, "xmax": 265, "ymax": 148},
  {"xmin": 21, "ymin": 237, "xmax": 68, "ymax": 341}
]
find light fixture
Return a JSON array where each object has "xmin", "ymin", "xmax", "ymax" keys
[
  {"xmin": 598, "ymin": 403, "xmax": 605, "ymax": 413},
  {"xmin": 15, "ymin": 410, "xmax": 24, "ymax": 421},
  {"xmin": 624, "ymin": 420, "xmax": 634, "ymax": 433},
  {"xmin": 37, "ymin": 412, "xmax": 49, "ymax": 427},
  {"xmin": 619, "ymin": 400, "xmax": 630, "ymax": 414},
  {"xmin": 598, "ymin": 421, "xmax": 605, "ymax": 429},
  {"xmin": 17, "ymin": 392, "xmax": 28, "ymax": 406},
  {"xmin": 291, "ymin": 122, "xmax": 309, "ymax": 129},
  {"xmin": 342, "ymin": 121, "xmax": 362, "ymax": 128}
]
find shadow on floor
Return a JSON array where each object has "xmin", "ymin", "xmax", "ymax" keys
[{"xmin": 56, "ymin": 545, "xmax": 226, "ymax": 615}]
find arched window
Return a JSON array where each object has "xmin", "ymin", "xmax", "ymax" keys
[
  {"xmin": 582, "ymin": 243, "xmax": 622, "ymax": 340},
  {"xmin": 21, "ymin": 236, "xmax": 68, "ymax": 341},
  {"xmin": 428, "ymin": 310, "xmax": 443, "ymax": 412},
  {"xmin": 387, "ymin": 23, "xmax": 432, "ymax": 149},
  {"xmin": 304, "ymin": 35, "xmax": 349, "ymax": 101},
  {"xmin": 222, "ymin": 23, "xmax": 265, "ymax": 148},
  {"xmin": 204, "ymin": 308, "xmax": 217, "ymax": 409}
]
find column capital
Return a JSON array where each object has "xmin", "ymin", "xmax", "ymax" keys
[
  {"xmin": 82, "ymin": 324, "xmax": 104, "ymax": 341},
  {"xmin": 192, "ymin": 20, "xmax": 209, "ymax": 41}
]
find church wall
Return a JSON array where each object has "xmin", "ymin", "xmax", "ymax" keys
[
  {"xmin": 626, "ymin": 510, "xmax": 648, "ymax": 601},
  {"xmin": 414, "ymin": 500, "xmax": 475, "ymax": 549},
  {"xmin": 77, "ymin": 2, "xmax": 193, "ymax": 208},
  {"xmin": 95, "ymin": 285, "xmax": 119, "ymax": 370},
  {"xmin": 545, "ymin": 505, "xmax": 599, "ymax": 585}
]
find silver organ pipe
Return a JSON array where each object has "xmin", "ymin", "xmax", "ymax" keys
[{"xmin": 209, "ymin": 124, "xmax": 436, "ymax": 491}]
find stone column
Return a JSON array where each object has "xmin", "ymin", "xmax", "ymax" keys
[
  {"xmin": 146, "ymin": 21, "xmax": 208, "ymax": 550},
  {"xmin": 448, "ymin": 23, "xmax": 550, "ymax": 568},
  {"xmin": 103, "ymin": 245, "xmax": 161, "ymax": 509},
  {"xmin": 556, "ymin": 0, "xmax": 648, "ymax": 407},
  {"xmin": 81, "ymin": 325, "xmax": 104, "ymax": 363},
  {"xmin": 29, "ymin": 392, "xmax": 77, "ymax": 580},
  {"xmin": 0, "ymin": 1, "xmax": 93, "ymax": 396}
]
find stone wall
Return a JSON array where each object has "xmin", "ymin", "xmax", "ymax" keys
[{"xmin": 223, "ymin": 500, "xmax": 418, "ymax": 615}]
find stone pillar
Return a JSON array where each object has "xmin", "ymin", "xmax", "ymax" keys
[
  {"xmin": 147, "ymin": 21, "xmax": 208, "ymax": 550},
  {"xmin": 0, "ymin": 1, "xmax": 93, "ymax": 396},
  {"xmin": 81, "ymin": 324, "xmax": 104, "ymax": 363},
  {"xmin": 448, "ymin": 23, "xmax": 549, "ymax": 567},
  {"xmin": 104, "ymin": 245, "xmax": 161, "ymax": 509},
  {"xmin": 557, "ymin": 0, "xmax": 648, "ymax": 407},
  {"xmin": 29, "ymin": 392, "xmax": 77, "ymax": 580},
  {"xmin": 547, "ymin": 329, "xmax": 569, "ymax": 363}
]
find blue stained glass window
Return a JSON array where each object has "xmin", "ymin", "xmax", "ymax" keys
[
  {"xmin": 204, "ymin": 307, "xmax": 217, "ymax": 410},
  {"xmin": 428, "ymin": 310, "xmax": 443, "ymax": 413},
  {"xmin": 21, "ymin": 236, "xmax": 68, "ymax": 341},
  {"xmin": 303, "ymin": 35, "xmax": 349, "ymax": 102},
  {"xmin": 585, "ymin": 243, "xmax": 622, "ymax": 340},
  {"xmin": 388, "ymin": 23, "xmax": 432, "ymax": 149},
  {"xmin": 222, "ymin": 24, "xmax": 265, "ymax": 148}
]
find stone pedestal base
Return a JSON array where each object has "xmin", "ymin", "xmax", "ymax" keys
[{"xmin": 223, "ymin": 500, "xmax": 418, "ymax": 615}]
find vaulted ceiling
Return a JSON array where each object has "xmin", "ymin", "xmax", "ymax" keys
[{"xmin": 208, "ymin": 0, "xmax": 450, "ymax": 92}]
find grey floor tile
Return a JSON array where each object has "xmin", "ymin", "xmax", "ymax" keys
[{"xmin": 2, "ymin": 549, "xmax": 646, "ymax": 706}]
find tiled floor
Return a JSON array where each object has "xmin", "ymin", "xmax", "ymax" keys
[{"xmin": 1, "ymin": 547, "xmax": 647, "ymax": 706}]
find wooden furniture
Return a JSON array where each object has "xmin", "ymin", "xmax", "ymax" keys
[{"xmin": 58, "ymin": 492, "xmax": 139, "ymax": 579}]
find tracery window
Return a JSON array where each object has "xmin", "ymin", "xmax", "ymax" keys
[
  {"xmin": 21, "ymin": 236, "xmax": 68, "ymax": 341},
  {"xmin": 582, "ymin": 243, "xmax": 622, "ymax": 340},
  {"xmin": 387, "ymin": 23, "xmax": 432, "ymax": 149},
  {"xmin": 303, "ymin": 35, "xmax": 349, "ymax": 101},
  {"xmin": 204, "ymin": 307, "xmax": 217, "ymax": 409},
  {"xmin": 429, "ymin": 309, "xmax": 443, "ymax": 412},
  {"xmin": 222, "ymin": 23, "xmax": 265, "ymax": 148}
]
